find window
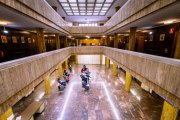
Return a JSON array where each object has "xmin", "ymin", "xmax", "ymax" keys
[{"xmin": 58, "ymin": 0, "xmax": 114, "ymax": 16}]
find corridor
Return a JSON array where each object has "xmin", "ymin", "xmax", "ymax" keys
[{"xmin": 13, "ymin": 65, "xmax": 163, "ymax": 120}]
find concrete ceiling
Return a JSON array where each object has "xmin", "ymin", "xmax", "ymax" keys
[
  {"xmin": 0, "ymin": 4, "xmax": 67, "ymax": 35},
  {"xmin": 107, "ymin": 1, "xmax": 180, "ymax": 35},
  {"xmin": 46, "ymin": 0, "xmax": 127, "ymax": 23}
]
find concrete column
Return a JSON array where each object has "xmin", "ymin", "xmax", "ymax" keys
[
  {"xmin": 65, "ymin": 37, "xmax": 68, "ymax": 47},
  {"xmin": 75, "ymin": 55, "xmax": 78, "ymax": 64},
  {"xmin": 100, "ymin": 54, "xmax": 103, "ymax": 65},
  {"xmin": 107, "ymin": 36, "xmax": 110, "ymax": 47},
  {"xmin": 76, "ymin": 39, "xmax": 79, "ymax": 46},
  {"xmin": 58, "ymin": 64, "xmax": 63, "ymax": 78},
  {"xmin": 65, "ymin": 59, "xmax": 68, "ymax": 69},
  {"xmin": 113, "ymin": 63, "xmax": 117, "ymax": 76},
  {"xmin": 114, "ymin": 33, "xmax": 118, "ymax": 48},
  {"xmin": 36, "ymin": 28, "xmax": 46, "ymax": 53},
  {"xmin": 161, "ymin": 101, "xmax": 178, "ymax": 120},
  {"xmin": 174, "ymin": 27, "xmax": 180, "ymax": 59},
  {"xmin": 105, "ymin": 57, "xmax": 110, "ymax": 69},
  {"xmin": 55, "ymin": 33, "xmax": 60, "ymax": 49},
  {"xmin": 125, "ymin": 71, "xmax": 132, "ymax": 92},
  {"xmin": 44, "ymin": 76, "xmax": 51, "ymax": 95},
  {"xmin": 128, "ymin": 27, "xmax": 136, "ymax": 51},
  {"xmin": 0, "ymin": 108, "xmax": 14, "ymax": 120}
]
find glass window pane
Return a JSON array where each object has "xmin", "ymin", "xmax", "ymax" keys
[
  {"xmin": 61, "ymin": 3, "xmax": 69, "ymax": 6},
  {"xmin": 69, "ymin": 0, "xmax": 76, "ymax": 2},
  {"xmin": 88, "ymin": 0, "xmax": 95, "ymax": 2},
  {"xmin": 94, "ymin": 7, "xmax": 101, "ymax": 10},
  {"xmin": 79, "ymin": 4, "xmax": 86, "ymax": 6},
  {"xmin": 96, "ymin": 0, "xmax": 104, "ymax": 3},
  {"xmin": 99, "ymin": 12, "xmax": 105, "ymax": 15},
  {"xmin": 93, "ymin": 13, "xmax": 99, "ymax": 15},
  {"xmin": 96, "ymin": 4, "xmax": 102, "ymax": 7},
  {"xmin": 102, "ymin": 7, "xmax": 108, "ymax": 10},
  {"xmin": 87, "ymin": 4, "xmax": 94, "ymax": 7},
  {"xmin": 72, "ymin": 7, "xmax": 78, "ymax": 10},
  {"xmin": 79, "ymin": 7, "xmax": 86, "ymax": 10},
  {"xmin": 80, "ymin": 13, "xmax": 86, "ymax": 15},
  {"xmin": 87, "ymin": 11, "xmax": 93, "ymax": 12},
  {"xmin": 104, "ymin": 4, "xmax": 111, "ymax": 7},
  {"xmin": 64, "ymin": 7, "xmax": 71, "ymax": 10},
  {"xmin": 101, "ymin": 10, "xmax": 106, "ymax": 12},
  {"xmin": 67, "ymin": 13, "xmax": 73, "ymax": 15},
  {"xmin": 78, "ymin": 0, "xmax": 86, "ymax": 2},
  {"xmin": 59, "ymin": 0, "xmax": 67, "ymax": 2},
  {"xmin": 70, "ymin": 4, "xmax": 77, "ymax": 6},
  {"xmin": 94, "ymin": 10, "xmax": 99, "ymax": 13},
  {"xmin": 73, "ymin": 10, "xmax": 79, "ymax": 12},
  {"xmin": 105, "ymin": 0, "xmax": 113, "ymax": 3},
  {"xmin": 74, "ymin": 13, "xmax": 79, "ymax": 15},
  {"xmin": 87, "ymin": 13, "xmax": 92, "ymax": 15}
]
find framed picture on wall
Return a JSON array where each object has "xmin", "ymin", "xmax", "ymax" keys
[
  {"xmin": 149, "ymin": 35, "xmax": 153, "ymax": 42},
  {"xmin": 12, "ymin": 36, "xmax": 17, "ymax": 43},
  {"xmin": 28, "ymin": 38, "xmax": 31, "ymax": 43},
  {"xmin": 1, "ymin": 35, "xmax": 7, "ymax": 43},
  {"xmin": 160, "ymin": 34, "xmax": 165, "ymax": 41},
  {"xmin": 21, "ymin": 36, "xmax": 25, "ymax": 43},
  {"xmin": 32, "ymin": 39, "xmax": 35, "ymax": 43}
]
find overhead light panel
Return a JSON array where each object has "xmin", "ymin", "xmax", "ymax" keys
[{"xmin": 164, "ymin": 20, "xmax": 174, "ymax": 24}]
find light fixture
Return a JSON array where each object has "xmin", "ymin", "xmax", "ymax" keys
[
  {"xmin": 3, "ymin": 26, "xmax": 8, "ymax": 34},
  {"xmin": 102, "ymin": 35, "xmax": 106, "ymax": 37},
  {"xmin": 149, "ymin": 32, "xmax": 153, "ymax": 35},
  {"xmin": 86, "ymin": 35, "xmax": 90, "ymax": 38},
  {"xmin": 164, "ymin": 20, "xmax": 174, "ymax": 24},
  {"xmin": 68, "ymin": 36, "xmax": 72, "ymax": 38},
  {"xmin": 0, "ymin": 22, "xmax": 7, "ymax": 25}
]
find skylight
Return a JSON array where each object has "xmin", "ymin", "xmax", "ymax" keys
[{"xmin": 58, "ymin": 0, "xmax": 115, "ymax": 16}]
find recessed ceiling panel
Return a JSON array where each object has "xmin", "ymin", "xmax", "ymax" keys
[{"xmin": 58, "ymin": 0, "xmax": 115, "ymax": 16}]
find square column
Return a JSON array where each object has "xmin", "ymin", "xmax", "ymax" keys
[
  {"xmin": 174, "ymin": 26, "xmax": 180, "ymax": 59},
  {"xmin": 75, "ymin": 55, "xmax": 78, "ymax": 64},
  {"xmin": 100, "ymin": 54, "xmax": 103, "ymax": 65},
  {"xmin": 65, "ymin": 59, "xmax": 68, "ymax": 69},
  {"xmin": 44, "ymin": 76, "xmax": 51, "ymax": 95},
  {"xmin": 58, "ymin": 64, "xmax": 63, "ymax": 78},
  {"xmin": 114, "ymin": 33, "xmax": 118, "ymax": 48},
  {"xmin": 105, "ymin": 57, "xmax": 110, "ymax": 69},
  {"xmin": 0, "ymin": 108, "xmax": 14, "ymax": 120},
  {"xmin": 161, "ymin": 101, "xmax": 178, "ymax": 120},
  {"xmin": 55, "ymin": 33, "xmax": 60, "ymax": 49},
  {"xmin": 128, "ymin": 27, "xmax": 136, "ymax": 51},
  {"xmin": 125, "ymin": 71, "xmax": 132, "ymax": 92},
  {"xmin": 36, "ymin": 28, "xmax": 46, "ymax": 53},
  {"xmin": 113, "ymin": 63, "xmax": 117, "ymax": 76}
]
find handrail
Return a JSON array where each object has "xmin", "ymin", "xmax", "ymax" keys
[{"xmin": 0, "ymin": 46, "xmax": 180, "ymax": 115}]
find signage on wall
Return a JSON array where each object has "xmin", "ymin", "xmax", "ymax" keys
[
  {"xmin": 12, "ymin": 36, "xmax": 17, "ymax": 43},
  {"xmin": 1, "ymin": 35, "xmax": 7, "ymax": 43},
  {"xmin": 159, "ymin": 34, "xmax": 165, "ymax": 41},
  {"xmin": 169, "ymin": 28, "xmax": 174, "ymax": 34}
]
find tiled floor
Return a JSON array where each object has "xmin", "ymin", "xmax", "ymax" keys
[{"xmin": 13, "ymin": 64, "xmax": 165, "ymax": 120}]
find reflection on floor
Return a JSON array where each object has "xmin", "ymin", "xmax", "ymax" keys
[{"xmin": 13, "ymin": 65, "xmax": 164, "ymax": 120}]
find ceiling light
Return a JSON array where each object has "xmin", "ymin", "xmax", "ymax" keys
[
  {"xmin": 148, "ymin": 31, "xmax": 153, "ymax": 34},
  {"xmin": 164, "ymin": 20, "xmax": 174, "ymax": 24},
  {"xmin": 3, "ymin": 27, "xmax": 8, "ymax": 34},
  {"xmin": 0, "ymin": 22, "xmax": 7, "ymax": 25},
  {"xmin": 69, "ymin": 0, "xmax": 76, "ymax": 2},
  {"xmin": 68, "ymin": 36, "xmax": 72, "ymax": 38},
  {"xmin": 86, "ymin": 35, "xmax": 90, "ymax": 38},
  {"xmin": 61, "ymin": 3, "xmax": 69, "ymax": 7},
  {"xmin": 96, "ymin": 0, "xmax": 104, "ymax": 3},
  {"xmin": 102, "ymin": 35, "xmax": 106, "ymax": 37}
]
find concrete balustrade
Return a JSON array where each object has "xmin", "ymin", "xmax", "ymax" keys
[{"xmin": 0, "ymin": 46, "xmax": 180, "ymax": 115}]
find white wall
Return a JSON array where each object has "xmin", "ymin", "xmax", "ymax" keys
[
  {"xmin": 102, "ymin": 55, "xmax": 113, "ymax": 65},
  {"xmin": 78, "ymin": 55, "xmax": 100, "ymax": 64}
]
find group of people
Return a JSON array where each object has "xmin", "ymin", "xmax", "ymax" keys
[
  {"xmin": 57, "ymin": 65, "xmax": 72, "ymax": 91},
  {"xmin": 57, "ymin": 64, "xmax": 91, "ymax": 91}
]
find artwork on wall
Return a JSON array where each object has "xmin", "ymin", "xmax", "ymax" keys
[
  {"xmin": 149, "ymin": 35, "xmax": 153, "ymax": 42},
  {"xmin": 160, "ymin": 34, "xmax": 165, "ymax": 41},
  {"xmin": 12, "ymin": 36, "xmax": 17, "ymax": 43},
  {"xmin": 28, "ymin": 38, "xmax": 31, "ymax": 43},
  {"xmin": 32, "ymin": 39, "xmax": 35, "ymax": 43},
  {"xmin": 21, "ymin": 36, "xmax": 25, "ymax": 43},
  {"xmin": 1, "ymin": 35, "xmax": 7, "ymax": 43}
]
